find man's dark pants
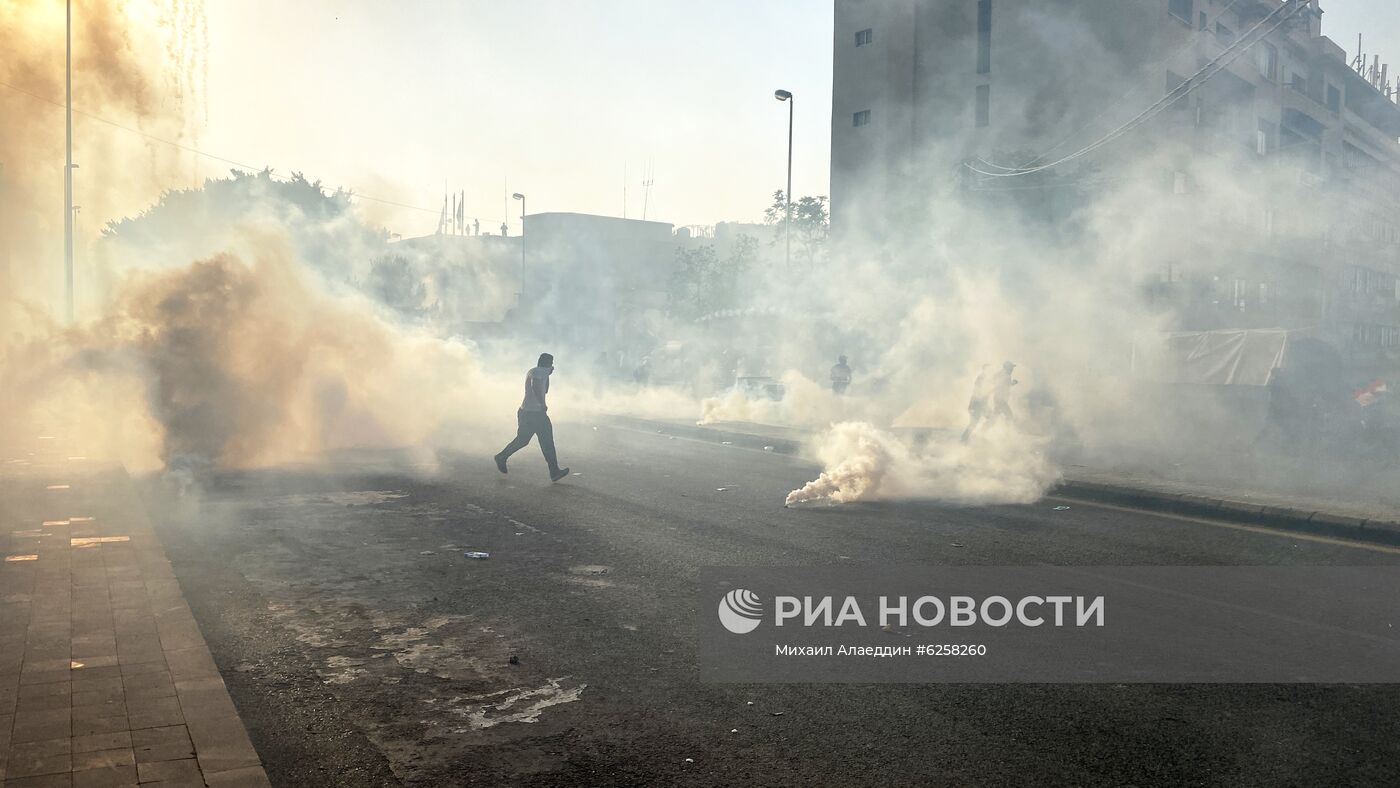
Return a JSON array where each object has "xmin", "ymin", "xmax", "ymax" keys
[{"xmin": 498, "ymin": 409, "xmax": 560, "ymax": 472}]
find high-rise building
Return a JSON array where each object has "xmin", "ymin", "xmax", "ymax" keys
[{"xmin": 831, "ymin": 0, "xmax": 1400, "ymax": 369}]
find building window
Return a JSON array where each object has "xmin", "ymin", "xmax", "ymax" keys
[
  {"xmin": 1257, "ymin": 42, "xmax": 1278, "ymax": 80},
  {"xmin": 1198, "ymin": 11, "xmax": 1208, "ymax": 30},
  {"xmin": 1168, "ymin": 0, "xmax": 1192, "ymax": 24},
  {"xmin": 1214, "ymin": 22, "xmax": 1234, "ymax": 46},
  {"xmin": 1258, "ymin": 282, "xmax": 1271, "ymax": 307},
  {"xmin": 853, "ymin": 109, "xmax": 871, "ymax": 127},
  {"xmin": 1327, "ymin": 83, "xmax": 1341, "ymax": 112},
  {"xmin": 1288, "ymin": 64, "xmax": 1310, "ymax": 94},
  {"xmin": 976, "ymin": 0, "xmax": 992, "ymax": 74},
  {"xmin": 855, "ymin": 28, "xmax": 873, "ymax": 47},
  {"xmin": 975, "ymin": 84, "xmax": 990, "ymax": 127}
]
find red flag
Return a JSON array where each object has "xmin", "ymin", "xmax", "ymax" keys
[{"xmin": 1355, "ymin": 379, "xmax": 1389, "ymax": 407}]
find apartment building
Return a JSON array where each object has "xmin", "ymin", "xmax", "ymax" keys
[{"xmin": 831, "ymin": 0, "xmax": 1400, "ymax": 372}]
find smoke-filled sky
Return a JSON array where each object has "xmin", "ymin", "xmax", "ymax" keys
[
  {"xmin": 195, "ymin": 0, "xmax": 1396, "ymax": 237},
  {"xmin": 6, "ymin": 1, "xmax": 1398, "ymax": 242}
]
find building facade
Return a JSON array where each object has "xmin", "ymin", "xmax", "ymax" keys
[{"xmin": 831, "ymin": 0, "xmax": 1400, "ymax": 373}]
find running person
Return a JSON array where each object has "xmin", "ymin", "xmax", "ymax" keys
[{"xmin": 494, "ymin": 353, "xmax": 571, "ymax": 481}]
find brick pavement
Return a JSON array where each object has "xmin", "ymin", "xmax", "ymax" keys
[{"xmin": 1, "ymin": 439, "xmax": 270, "ymax": 788}]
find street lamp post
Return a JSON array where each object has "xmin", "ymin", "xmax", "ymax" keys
[
  {"xmin": 512, "ymin": 192, "xmax": 526, "ymax": 299},
  {"xmin": 64, "ymin": 0, "xmax": 74, "ymax": 322},
  {"xmin": 774, "ymin": 89, "xmax": 793, "ymax": 269}
]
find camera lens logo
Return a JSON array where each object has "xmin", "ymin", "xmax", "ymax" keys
[{"xmin": 718, "ymin": 589, "xmax": 763, "ymax": 634}]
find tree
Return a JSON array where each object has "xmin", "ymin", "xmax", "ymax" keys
[
  {"xmin": 366, "ymin": 254, "xmax": 428, "ymax": 316},
  {"xmin": 667, "ymin": 235, "xmax": 757, "ymax": 321},
  {"xmin": 763, "ymin": 190, "xmax": 829, "ymax": 266}
]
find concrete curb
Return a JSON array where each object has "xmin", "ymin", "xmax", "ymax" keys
[
  {"xmin": 1053, "ymin": 479, "xmax": 1400, "ymax": 547},
  {"xmin": 606, "ymin": 414, "xmax": 1400, "ymax": 547}
]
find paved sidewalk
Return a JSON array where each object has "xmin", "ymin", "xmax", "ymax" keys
[{"xmin": 1, "ymin": 440, "xmax": 269, "ymax": 787}]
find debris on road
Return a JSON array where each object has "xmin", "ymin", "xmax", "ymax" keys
[
  {"xmin": 509, "ymin": 655, "xmax": 520, "ymax": 665},
  {"xmin": 716, "ymin": 487, "xmax": 730, "ymax": 492},
  {"xmin": 950, "ymin": 542, "xmax": 964, "ymax": 548},
  {"xmin": 763, "ymin": 446, "xmax": 775, "ymax": 451},
  {"xmin": 419, "ymin": 550, "xmax": 435, "ymax": 555},
  {"xmin": 463, "ymin": 551, "xmax": 491, "ymax": 559},
  {"xmin": 771, "ymin": 711, "xmax": 785, "ymax": 717},
  {"xmin": 1053, "ymin": 505, "xmax": 1071, "ymax": 511}
]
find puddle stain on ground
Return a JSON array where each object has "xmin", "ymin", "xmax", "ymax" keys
[
  {"xmin": 265, "ymin": 490, "xmax": 410, "ymax": 507},
  {"xmin": 213, "ymin": 482, "xmax": 583, "ymax": 782},
  {"xmin": 564, "ymin": 564, "xmax": 618, "ymax": 589},
  {"xmin": 436, "ymin": 677, "xmax": 587, "ymax": 731}
]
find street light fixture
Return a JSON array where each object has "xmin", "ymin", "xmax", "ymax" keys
[
  {"xmin": 512, "ymin": 193, "xmax": 526, "ymax": 300},
  {"xmin": 774, "ymin": 89, "xmax": 793, "ymax": 269}
]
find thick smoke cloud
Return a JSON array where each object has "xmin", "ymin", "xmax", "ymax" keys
[
  {"xmin": 3, "ymin": 2, "xmax": 1381, "ymax": 514},
  {"xmin": 0, "ymin": 0, "xmax": 205, "ymax": 305},
  {"xmin": 3, "ymin": 227, "xmax": 519, "ymax": 474}
]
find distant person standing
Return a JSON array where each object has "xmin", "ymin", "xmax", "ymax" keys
[
  {"xmin": 830, "ymin": 355, "xmax": 853, "ymax": 395},
  {"xmin": 960, "ymin": 364, "xmax": 992, "ymax": 442},
  {"xmin": 633, "ymin": 357, "xmax": 651, "ymax": 386},
  {"xmin": 494, "ymin": 353, "xmax": 570, "ymax": 481}
]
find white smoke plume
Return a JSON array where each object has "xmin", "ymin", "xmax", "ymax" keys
[{"xmin": 785, "ymin": 421, "xmax": 1059, "ymax": 507}]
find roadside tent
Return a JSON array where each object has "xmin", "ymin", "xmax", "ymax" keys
[{"xmin": 1131, "ymin": 329, "xmax": 1290, "ymax": 386}]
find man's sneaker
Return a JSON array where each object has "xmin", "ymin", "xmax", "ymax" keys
[
  {"xmin": 550, "ymin": 467, "xmax": 570, "ymax": 482},
  {"xmin": 494, "ymin": 454, "xmax": 508, "ymax": 474}
]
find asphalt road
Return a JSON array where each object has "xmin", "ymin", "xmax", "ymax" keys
[{"xmin": 138, "ymin": 420, "xmax": 1400, "ymax": 787}]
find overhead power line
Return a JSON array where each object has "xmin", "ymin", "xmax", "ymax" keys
[
  {"xmin": 0, "ymin": 78, "xmax": 453, "ymax": 217},
  {"xmin": 975, "ymin": 0, "xmax": 1254, "ymax": 173},
  {"xmin": 968, "ymin": 0, "xmax": 1305, "ymax": 178}
]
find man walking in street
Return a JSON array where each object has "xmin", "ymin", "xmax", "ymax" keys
[{"xmin": 495, "ymin": 353, "xmax": 571, "ymax": 481}]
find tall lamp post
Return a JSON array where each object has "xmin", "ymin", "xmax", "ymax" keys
[
  {"xmin": 512, "ymin": 192, "xmax": 526, "ymax": 299},
  {"xmin": 64, "ymin": 0, "xmax": 74, "ymax": 322},
  {"xmin": 774, "ymin": 88, "xmax": 793, "ymax": 269}
]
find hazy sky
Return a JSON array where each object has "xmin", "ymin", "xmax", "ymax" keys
[
  {"xmin": 201, "ymin": 0, "xmax": 835, "ymax": 236},
  {"xmin": 196, "ymin": 0, "xmax": 1396, "ymax": 237}
]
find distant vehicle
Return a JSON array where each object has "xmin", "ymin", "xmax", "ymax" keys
[{"xmin": 734, "ymin": 376, "xmax": 785, "ymax": 401}]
